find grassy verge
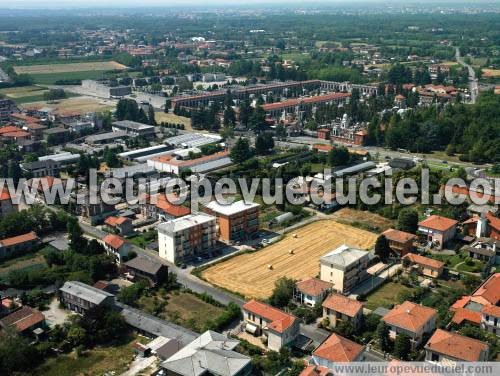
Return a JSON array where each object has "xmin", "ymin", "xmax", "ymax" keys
[{"xmin": 361, "ymin": 281, "xmax": 413, "ymax": 311}]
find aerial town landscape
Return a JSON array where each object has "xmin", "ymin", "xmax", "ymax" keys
[{"xmin": 0, "ymin": 0, "xmax": 500, "ymax": 375}]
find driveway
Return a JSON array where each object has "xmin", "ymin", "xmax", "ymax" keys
[{"xmin": 43, "ymin": 298, "xmax": 70, "ymax": 327}]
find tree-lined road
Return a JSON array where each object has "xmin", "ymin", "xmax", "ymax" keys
[{"xmin": 456, "ymin": 47, "xmax": 478, "ymax": 104}]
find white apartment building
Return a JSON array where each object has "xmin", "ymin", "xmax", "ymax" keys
[
  {"xmin": 319, "ymin": 244, "xmax": 369, "ymax": 294},
  {"xmin": 157, "ymin": 213, "xmax": 216, "ymax": 264}
]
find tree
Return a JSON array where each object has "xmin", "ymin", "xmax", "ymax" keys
[
  {"xmin": 328, "ymin": 146, "xmax": 350, "ymax": 166},
  {"xmin": 117, "ymin": 280, "xmax": 149, "ymax": 306},
  {"xmin": 230, "ymin": 137, "xmax": 252, "ymax": 164},
  {"xmin": 393, "ymin": 333, "xmax": 411, "ymax": 360},
  {"xmin": 269, "ymin": 277, "xmax": 295, "ymax": 308},
  {"xmin": 374, "ymin": 235, "xmax": 391, "ymax": 261},
  {"xmin": 255, "ymin": 133, "xmax": 275, "ymax": 155},
  {"xmin": 0, "ymin": 332, "xmax": 41, "ymax": 374},
  {"xmin": 397, "ymin": 208, "xmax": 419, "ymax": 233},
  {"xmin": 67, "ymin": 326, "xmax": 87, "ymax": 348},
  {"xmin": 336, "ymin": 320, "xmax": 354, "ymax": 338},
  {"xmin": 377, "ymin": 321, "xmax": 391, "ymax": 352},
  {"xmin": 148, "ymin": 104, "xmax": 157, "ymax": 125}
]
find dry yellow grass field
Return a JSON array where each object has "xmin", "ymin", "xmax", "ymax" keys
[
  {"xmin": 155, "ymin": 112, "xmax": 193, "ymax": 131},
  {"xmin": 482, "ymin": 69, "xmax": 500, "ymax": 78},
  {"xmin": 20, "ymin": 96, "xmax": 115, "ymax": 114},
  {"xmin": 0, "ymin": 85, "xmax": 47, "ymax": 98},
  {"xmin": 202, "ymin": 220, "xmax": 377, "ymax": 299},
  {"xmin": 13, "ymin": 61, "xmax": 126, "ymax": 74}
]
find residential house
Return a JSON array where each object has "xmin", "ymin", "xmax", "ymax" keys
[
  {"xmin": 75, "ymin": 189, "xmax": 118, "ymax": 225},
  {"xmin": 160, "ymin": 330, "xmax": 252, "ymax": 376},
  {"xmin": 299, "ymin": 366, "xmax": 331, "ymax": 376},
  {"xmin": 402, "ymin": 253, "xmax": 445, "ymax": 278},
  {"xmin": 0, "ymin": 306, "xmax": 45, "ymax": 335},
  {"xmin": 319, "ymin": 244, "xmax": 370, "ymax": 294},
  {"xmin": 204, "ymin": 200, "xmax": 260, "ymax": 242},
  {"xmin": 450, "ymin": 273, "xmax": 500, "ymax": 327},
  {"xmin": 382, "ymin": 301, "xmax": 437, "ymax": 349},
  {"xmin": 462, "ymin": 238, "xmax": 499, "ymax": 265},
  {"xmin": 382, "ymin": 228, "xmax": 417, "ymax": 256},
  {"xmin": 425, "ymin": 329, "xmax": 489, "ymax": 363},
  {"xmin": 157, "ymin": 213, "xmax": 216, "ymax": 264},
  {"xmin": 481, "ymin": 305, "xmax": 500, "ymax": 336},
  {"xmin": 42, "ymin": 127, "xmax": 70, "ymax": 144},
  {"xmin": 311, "ymin": 333, "xmax": 364, "ymax": 370},
  {"xmin": 59, "ymin": 281, "xmax": 115, "ymax": 314},
  {"xmin": 124, "ymin": 256, "xmax": 168, "ymax": 287},
  {"xmin": 462, "ymin": 212, "xmax": 500, "ymax": 241},
  {"xmin": 418, "ymin": 215, "xmax": 458, "ymax": 249},
  {"xmin": 141, "ymin": 193, "xmax": 191, "ymax": 221},
  {"xmin": 102, "ymin": 234, "xmax": 130, "ymax": 263},
  {"xmin": 0, "ymin": 232, "xmax": 39, "ymax": 260},
  {"xmin": 294, "ymin": 278, "xmax": 333, "ymax": 307},
  {"xmin": 322, "ymin": 293, "xmax": 363, "ymax": 330},
  {"xmin": 242, "ymin": 299, "xmax": 300, "ymax": 352},
  {"xmin": 0, "ymin": 99, "xmax": 17, "ymax": 124},
  {"xmin": 0, "ymin": 188, "xmax": 18, "ymax": 219},
  {"xmin": 104, "ymin": 216, "xmax": 134, "ymax": 236}
]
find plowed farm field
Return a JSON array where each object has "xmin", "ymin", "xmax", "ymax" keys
[{"xmin": 202, "ymin": 220, "xmax": 377, "ymax": 299}]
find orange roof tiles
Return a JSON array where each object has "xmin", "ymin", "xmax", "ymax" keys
[
  {"xmin": 300, "ymin": 365, "xmax": 331, "ymax": 376},
  {"xmin": 104, "ymin": 216, "xmax": 130, "ymax": 226},
  {"xmin": 313, "ymin": 144, "xmax": 333, "ymax": 152},
  {"xmin": 243, "ymin": 299, "xmax": 296, "ymax": 333},
  {"xmin": 322, "ymin": 293, "xmax": 363, "ymax": 317},
  {"xmin": 156, "ymin": 195, "xmax": 191, "ymax": 217},
  {"xmin": 103, "ymin": 234, "xmax": 126, "ymax": 250},
  {"xmin": 0, "ymin": 231, "xmax": 38, "ymax": 247},
  {"xmin": 313, "ymin": 333, "xmax": 364, "ymax": 362},
  {"xmin": 443, "ymin": 185, "xmax": 500, "ymax": 204},
  {"xmin": 0, "ymin": 188, "xmax": 12, "ymax": 201},
  {"xmin": 403, "ymin": 253, "xmax": 445, "ymax": 270},
  {"xmin": 451, "ymin": 308, "xmax": 481, "ymax": 325},
  {"xmin": 383, "ymin": 301, "xmax": 437, "ymax": 332},
  {"xmin": 296, "ymin": 278, "xmax": 333, "ymax": 297},
  {"xmin": 0, "ymin": 306, "xmax": 45, "ymax": 333},
  {"xmin": 418, "ymin": 215, "xmax": 458, "ymax": 232},
  {"xmin": 382, "ymin": 228, "xmax": 417, "ymax": 244},
  {"xmin": 472, "ymin": 273, "xmax": 500, "ymax": 306},
  {"xmin": 481, "ymin": 304, "xmax": 500, "ymax": 318},
  {"xmin": 262, "ymin": 92, "xmax": 350, "ymax": 111},
  {"xmin": 0, "ymin": 126, "xmax": 21, "ymax": 134},
  {"xmin": 425, "ymin": 329, "xmax": 488, "ymax": 362}
]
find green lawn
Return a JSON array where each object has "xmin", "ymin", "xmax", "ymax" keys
[
  {"xmin": 362, "ymin": 282, "xmax": 413, "ymax": 311},
  {"xmin": 28, "ymin": 70, "xmax": 112, "ymax": 85},
  {"xmin": 128, "ymin": 231, "xmax": 157, "ymax": 247},
  {"xmin": 0, "ymin": 252, "xmax": 47, "ymax": 282},
  {"xmin": 138, "ymin": 291, "xmax": 225, "ymax": 332},
  {"xmin": 457, "ymin": 259, "xmax": 484, "ymax": 273},
  {"xmin": 426, "ymin": 253, "xmax": 462, "ymax": 268},
  {"xmin": 35, "ymin": 334, "xmax": 145, "ymax": 376}
]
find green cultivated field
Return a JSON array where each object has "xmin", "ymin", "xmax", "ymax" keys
[{"xmin": 28, "ymin": 70, "xmax": 111, "ymax": 85}]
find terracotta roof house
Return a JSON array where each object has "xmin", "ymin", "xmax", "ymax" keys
[
  {"xmin": 312, "ymin": 333, "xmax": 364, "ymax": 369},
  {"xmin": 418, "ymin": 215, "xmax": 458, "ymax": 249},
  {"xmin": 0, "ymin": 231, "xmax": 39, "ymax": 260},
  {"xmin": 0, "ymin": 188, "xmax": 18, "ymax": 219},
  {"xmin": 0, "ymin": 306, "xmax": 45, "ymax": 335},
  {"xmin": 104, "ymin": 216, "xmax": 134, "ymax": 236},
  {"xmin": 294, "ymin": 278, "xmax": 333, "ymax": 307},
  {"xmin": 382, "ymin": 301, "xmax": 438, "ymax": 348},
  {"xmin": 322, "ymin": 293, "xmax": 363, "ymax": 330},
  {"xmin": 142, "ymin": 193, "xmax": 191, "ymax": 221},
  {"xmin": 450, "ymin": 273, "xmax": 500, "ymax": 329},
  {"xmin": 300, "ymin": 365, "xmax": 331, "ymax": 376},
  {"xmin": 382, "ymin": 228, "xmax": 417, "ymax": 256},
  {"xmin": 402, "ymin": 253, "xmax": 445, "ymax": 278},
  {"xmin": 102, "ymin": 234, "xmax": 129, "ymax": 264},
  {"xmin": 242, "ymin": 299, "xmax": 300, "ymax": 351},
  {"xmin": 425, "ymin": 329, "xmax": 489, "ymax": 362}
]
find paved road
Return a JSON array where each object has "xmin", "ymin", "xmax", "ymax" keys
[{"xmin": 455, "ymin": 47, "xmax": 478, "ymax": 104}]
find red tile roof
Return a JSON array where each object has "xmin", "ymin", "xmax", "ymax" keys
[
  {"xmin": 322, "ymin": 293, "xmax": 363, "ymax": 317},
  {"xmin": 243, "ymin": 299, "xmax": 296, "ymax": 333},
  {"xmin": 472, "ymin": 273, "xmax": 500, "ymax": 306},
  {"xmin": 295, "ymin": 278, "xmax": 332, "ymax": 297},
  {"xmin": 418, "ymin": 215, "xmax": 458, "ymax": 232},
  {"xmin": 425, "ymin": 329, "xmax": 488, "ymax": 362},
  {"xmin": 104, "ymin": 216, "xmax": 130, "ymax": 226},
  {"xmin": 0, "ymin": 188, "xmax": 12, "ymax": 201},
  {"xmin": 0, "ymin": 231, "xmax": 38, "ymax": 247},
  {"xmin": 481, "ymin": 305, "xmax": 500, "ymax": 318},
  {"xmin": 443, "ymin": 185, "xmax": 500, "ymax": 204},
  {"xmin": 403, "ymin": 253, "xmax": 445, "ymax": 270},
  {"xmin": 313, "ymin": 333, "xmax": 364, "ymax": 362},
  {"xmin": 300, "ymin": 365, "xmax": 331, "ymax": 376},
  {"xmin": 451, "ymin": 308, "xmax": 481, "ymax": 325},
  {"xmin": 383, "ymin": 228, "xmax": 417, "ymax": 244},
  {"xmin": 103, "ymin": 234, "xmax": 126, "ymax": 250},
  {"xmin": 313, "ymin": 144, "xmax": 333, "ymax": 152},
  {"xmin": 156, "ymin": 195, "xmax": 191, "ymax": 217},
  {"xmin": 262, "ymin": 93, "xmax": 350, "ymax": 111},
  {"xmin": 0, "ymin": 306, "xmax": 45, "ymax": 333},
  {"xmin": 383, "ymin": 301, "xmax": 437, "ymax": 332},
  {"xmin": 0, "ymin": 125, "xmax": 21, "ymax": 134}
]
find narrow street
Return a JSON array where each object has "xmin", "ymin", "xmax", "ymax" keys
[{"xmin": 455, "ymin": 46, "xmax": 478, "ymax": 104}]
